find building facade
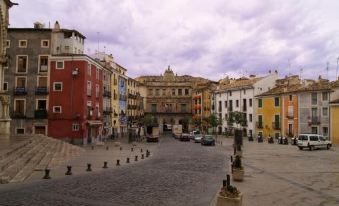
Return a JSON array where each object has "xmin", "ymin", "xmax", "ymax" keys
[
  {"xmin": 5, "ymin": 26, "xmax": 51, "ymax": 135},
  {"xmin": 213, "ymin": 72, "xmax": 278, "ymax": 137},
  {"xmin": 0, "ymin": 0, "xmax": 16, "ymax": 135},
  {"xmin": 48, "ymin": 54, "xmax": 103, "ymax": 144},
  {"xmin": 127, "ymin": 77, "xmax": 140, "ymax": 126},
  {"xmin": 136, "ymin": 67, "xmax": 210, "ymax": 133},
  {"xmin": 116, "ymin": 64, "xmax": 128, "ymax": 136}
]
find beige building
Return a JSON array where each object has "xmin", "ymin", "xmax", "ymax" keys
[
  {"xmin": 0, "ymin": 0, "xmax": 16, "ymax": 135},
  {"xmin": 136, "ymin": 66, "xmax": 210, "ymax": 133}
]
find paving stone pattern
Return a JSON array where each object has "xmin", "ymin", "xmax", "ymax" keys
[{"xmin": 0, "ymin": 136, "xmax": 229, "ymax": 206}]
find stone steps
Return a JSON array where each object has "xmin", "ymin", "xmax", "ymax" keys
[{"xmin": 0, "ymin": 135, "xmax": 83, "ymax": 184}]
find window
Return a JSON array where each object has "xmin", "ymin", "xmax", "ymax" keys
[
  {"xmin": 96, "ymin": 68, "xmax": 100, "ymax": 80},
  {"xmin": 38, "ymin": 76, "xmax": 47, "ymax": 87},
  {"xmin": 41, "ymin": 40, "xmax": 49, "ymax": 48},
  {"xmin": 16, "ymin": 77, "xmax": 26, "ymax": 88},
  {"xmin": 96, "ymin": 84, "xmax": 99, "ymax": 97},
  {"xmin": 311, "ymin": 127, "xmax": 318, "ymax": 134},
  {"xmin": 243, "ymin": 89, "xmax": 246, "ymax": 94},
  {"xmin": 53, "ymin": 106, "xmax": 62, "ymax": 113},
  {"xmin": 258, "ymin": 99, "xmax": 262, "ymax": 108},
  {"xmin": 72, "ymin": 123, "xmax": 80, "ymax": 131},
  {"xmin": 16, "ymin": 128, "xmax": 25, "ymax": 134},
  {"xmin": 178, "ymin": 89, "xmax": 182, "ymax": 96},
  {"xmin": 181, "ymin": 104, "xmax": 187, "ymax": 112},
  {"xmin": 14, "ymin": 99, "xmax": 25, "ymax": 116},
  {"xmin": 87, "ymin": 81, "xmax": 92, "ymax": 96},
  {"xmin": 322, "ymin": 107, "xmax": 328, "ymax": 117},
  {"xmin": 19, "ymin": 40, "xmax": 27, "ymax": 48},
  {"xmin": 172, "ymin": 89, "xmax": 175, "ymax": 96},
  {"xmin": 274, "ymin": 97, "xmax": 280, "ymax": 107},
  {"xmin": 148, "ymin": 89, "xmax": 153, "ymax": 96},
  {"xmin": 64, "ymin": 46, "xmax": 70, "ymax": 53},
  {"xmin": 224, "ymin": 101, "xmax": 227, "ymax": 108},
  {"xmin": 162, "ymin": 89, "xmax": 166, "ymax": 96},
  {"xmin": 249, "ymin": 98, "xmax": 252, "ymax": 107},
  {"xmin": 289, "ymin": 95, "xmax": 293, "ymax": 101},
  {"xmin": 229, "ymin": 91, "xmax": 232, "ymax": 96},
  {"xmin": 323, "ymin": 127, "xmax": 328, "ymax": 137},
  {"xmin": 39, "ymin": 56, "xmax": 48, "ymax": 72},
  {"xmin": 322, "ymin": 92, "xmax": 328, "ymax": 101},
  {"xmin": 3, "ymin": 82, "xmax": 8, "ymax": 91},
  {"xmin": 151, "ymin": 104, "xmax": 157, "ymax": 113},
  {"xmin": 249, "ymin": 114, "xmax": 253, "ymax": 122},
  {"xmin": 236, "ymin": 100, "xmax": 239, "ymax": 107},
  {"xmin": 17, "ymin": 55, "xmax": 28, "ymax": 73},
  {"xmin": 311, "ymin": 93, "xmax": 317, "ymax": 105},
  {"xmin": 36, "ymin": 99, "xmax": 47, "ymax": 110},
  {"xmin": 56, "ymin": 61, "xmax": 64, "ymax": 69},
  {"xmin": 53, "ymin": 82, "xmax": 62, "ymax": 91},
  {"xmin": 155, "ymin": 89, "xmax": 160, "ymax": 96},
  {"xmin": 5, "ymin": 40, "xmax": 10, "ymax": 48}
]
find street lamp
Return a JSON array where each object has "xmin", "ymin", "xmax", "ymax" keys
[{"xmin": 336, "ymin": 57, "xmax": 339, "ymax": 80}]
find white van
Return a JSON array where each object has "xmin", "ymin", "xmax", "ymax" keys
[{"xmin": 297, "ymin": 134, "xmax": 332, "ymax": 150}]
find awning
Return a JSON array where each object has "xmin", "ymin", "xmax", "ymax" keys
[{"xmin": 87, "ymin": 120, "xmax": 103, "ymax": 126}]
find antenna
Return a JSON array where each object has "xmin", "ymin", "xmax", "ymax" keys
[
  {"xmin": 326, "ymin": 62, "xmax": 329, "ymax": 80},
  {"xmin": 337, "ymin": 57, "xmax": 339, "ymax": 80},
  {"xmin": 300, "ymin": 67, "xmax": 303, "ymax": 80}
]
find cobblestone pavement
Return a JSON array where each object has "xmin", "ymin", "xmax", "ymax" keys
[
  {"xmin": 0, "ymin": 135, "xmax": 229, "ymax": 206},
  {"xmin": 211, "ymin": 138, "xmax": 339, "ymax": 206}
]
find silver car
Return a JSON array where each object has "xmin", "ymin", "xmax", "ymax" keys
[{"xmin": 194, "ymin": 134, "xmax": 203, "ymax": 143}]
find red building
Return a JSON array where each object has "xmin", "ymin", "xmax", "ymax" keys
[{"xmin": 48, "ymin": 54, "xmax": 103, "ymax": 144}]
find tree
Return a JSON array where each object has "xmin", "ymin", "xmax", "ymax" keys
[
  {"xmin": 228, "ymin": 111, "xmax": 247, "ymax": 129},
  {"xmin": 179, "ymin": 117, "xmax": 191, "ymax": 132},
  {"xmin": 208, "ymin": 114, "xmax": 219, "ymax": 134},
  {"xmin": 140, "ymin": 114, "xmax": 158, "ymax": 127}
]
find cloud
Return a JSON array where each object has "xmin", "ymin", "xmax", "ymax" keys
[{"xmin": 9, "ymin": 0, "xmax": 339, "ymax": 81}]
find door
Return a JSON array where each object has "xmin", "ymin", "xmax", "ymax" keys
[
  {"xmin": 35, "ymin": 126, "xmax": 46, "ymax": 135},
  {"xmin": 288, "ymin": 124, "xmax": 293, "ymax": 137}
]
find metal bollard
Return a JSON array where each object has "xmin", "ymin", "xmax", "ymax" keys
[
  {"xmin": 116, "ymin": 159, "xmax": 120, "ymax": 166},
  {"xmin": 103, "ymin": 161, "xmax": 108, "ymax": 168},
  {"xmin": 65, "ymin": 166, "xmax": 72, "ymax": 175},
  {"xmin": 135, "ymin": 155, "xmax": 138, "ymax": 161},
  {"xmin": 86, "ymin": 163, "xmax": 92, "ymax": 172},
  {"xmin": 126, "ymin": 157, "xmax": 130, "ymax": 163},
  {"xmin": 106, "ymin": 146, "xmax": 109, "ymax": 150},
  {"xmin": 141, "ymin": 148, "xmax": 143, "ymax": 153},
  {"xmin": 43, "ymin": 169, "xmax": 51, "ymax": 179},
  {"xmin": 131, "ymin": 147, "xmax": 134, "ymax": 152},
  {"xmin": 230, "ymin": 156, "xmax": 233, "ymax": 162},
  {"xmin": 223, "ymin": 179, "xmax": 227, "ymax": 187},
  {"xmin": 120, "ymin": 146, "xmax": 122, "ymax": 151},
  {"xmin": 233, "ymin": 146, "xmax": 236, "ymax": 155},
  {"xmin": 91, "ymin": 145, "xmax": 94, "ymax": 150},
  {"xmin": 141, "ymin": 154, "xmax": 144, "ymax": 159},
  {"xmin": 226, "ymin": 174, "xmax": 230, "ymax": 187}
]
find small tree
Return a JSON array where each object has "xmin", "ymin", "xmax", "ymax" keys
[
  {"xmin": 140, "ymin": 114, "xmax": 158, "ymax": 127},
  {"xmin": 208, "ymin": 114, "xmax": 219, "ymax": 134}
]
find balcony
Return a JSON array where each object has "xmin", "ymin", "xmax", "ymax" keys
[
  {"xmin": 310, "ymin": 117, "xmax": 320, "ymax": 125},
  {"xmin": 11, "ymin": 111, "xmax": 26, "ymax": 119},
  {"xmin": 113, "ymin": 93, "xmax": 117, "ymax": 100},
  {"xmin": 272, "ymin": 122, "xmax": 281, "ymax": 130},
  {"xmin": 241, "ymin": 121, "xmax": 248, "ymax": 127},
  {"xmin": 103, "ymin": 90, "xmax": 112, "ymax": 97},
  {"xmin": 35, "ymin": 86, "xmax": 48, "ymax": 95},
  {"xmin": 39, "ymin": 65, "xmax": 48, "ymax": 72},
  {"xmin": 128, "ymin": 93, "xmax": 137, "ymax": 99},
  {"xmin": 34, "ymin": 109, "xmax": 48, "ymax": 119},
  {"xmin": 256, "ymin": 122, "xmax": 263, "ymax": 129},
  {"xmin": 119, "ymin": 95, "xmax": 127, "ymax": 101},
  {"xmin": 14, "ymin": 87, "xmax": 27, "ymax": 95},
  {"xmin": 103, "ymin": 107, "xmax": 113, "ymax": 115},
  {"xmin": 286, "ymin": 113, "xmax": 294, "ymax": 119}
]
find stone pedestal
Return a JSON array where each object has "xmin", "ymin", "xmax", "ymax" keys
[
  {"xmin": 216, "ymin": 193, "xmax": 242, "ymax": 206},
  {"xmin": 0, "ymin": 119, "xmax": 10, "ymax": 136}
]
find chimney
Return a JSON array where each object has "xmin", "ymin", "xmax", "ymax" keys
[
  {"xmin": 34, "ymin": 22, "xmax": 44, "ymax": 29},
  {"xmin": 269, "ymin": 70, "xmax": 271, "ymax": 74},
  {"xmin": 54, "ymin": 21, "xmax": 60, "ymax": 31}
]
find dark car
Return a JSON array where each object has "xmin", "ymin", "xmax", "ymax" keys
[
  {"xmin": 201, "ymin": 135, "xmax": 216, "ymax": 146},
  {"xmin": 180, "ymin": 133, "xmax": 190, "ymax": 141}
]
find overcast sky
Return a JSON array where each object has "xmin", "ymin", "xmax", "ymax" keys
[{"xmin": 9, "ymin": 0, "xmax": 339, "ymax": 81}]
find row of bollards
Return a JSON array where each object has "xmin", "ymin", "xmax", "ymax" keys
[{"xmin": 43, "ymin": 150, "xmax": 151, "ymax": 180}]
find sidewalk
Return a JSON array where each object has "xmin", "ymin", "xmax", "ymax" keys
[{"xmin": 26, "ymin": 138, "xmax": 159, "ymax": 182}]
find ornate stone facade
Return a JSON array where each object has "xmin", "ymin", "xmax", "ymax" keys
[
  {"xmin": 136, "ymin": 66, "xmax": 210, "ymax": 133},
  {"xmin": 0, "ymin": 0, "xmax": 16, "ymax": 135}
]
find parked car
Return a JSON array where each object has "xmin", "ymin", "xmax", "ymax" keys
[
  {"xmin": 193, "ymin": 134, "xmax": 203, "ymax": 143},
  {"xmin": 190, "ymin": 130, "xmax": 201, "ymax": 140},
  {"xmin": 179, "ymin": 133, "xmax": 190, "ymax": 141},
  {"xmin": 297, "ymin": 134, "xmax": 332, "ymax": 150},
  {"xmin": 201, "ymin": 135, "xmax": 216, "ymax": 146}
]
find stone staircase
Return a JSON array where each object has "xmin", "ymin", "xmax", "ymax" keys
[{"xmin": 0, "ymin": 135, "xmax": 83, "ymax": 184}]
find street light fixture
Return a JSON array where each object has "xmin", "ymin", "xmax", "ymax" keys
[{"xmin": 336, "ymin": 57, "xmax": 339, "ymax": 80}]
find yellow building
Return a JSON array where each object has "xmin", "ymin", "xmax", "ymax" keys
[
  {"xmin": 330, "ymin": 99, "xmax": 339, "ymax": 145},
  {"xmin": 111, "ymin": 68, "xmax": 119, "ymax": 137},
  {"xmin": 256, "ymin": 95, "xmax": 282, "ymax": 139}
]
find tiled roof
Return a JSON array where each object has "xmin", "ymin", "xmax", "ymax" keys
[
  {"xmin": 218, "ymin": 77, "xmax": 263, "ymax": 91},
  {"xmin": 256, "ymin": 84, "xmax": 303, "ymax": 97},
  {"xmin": 296, "ymin": 81, "xmax": 331, "ymax": 92}
]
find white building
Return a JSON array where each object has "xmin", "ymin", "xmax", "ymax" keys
[{"xmin": 213, "ymin": 72, "xmax": 278, "ymax": 137}]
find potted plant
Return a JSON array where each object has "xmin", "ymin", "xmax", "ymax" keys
[
  {"xmin": 232, "ymin": 155, "xmax": 244, "ymax": 181},
  {"xmin": 217, "ymin": 184, "xmax": 242, "ymax": 206}
]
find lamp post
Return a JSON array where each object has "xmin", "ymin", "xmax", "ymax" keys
[{"xmin": 336, "ymin": 57, "xmax": 339, "ymax": 80}]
